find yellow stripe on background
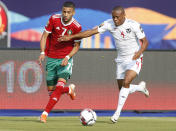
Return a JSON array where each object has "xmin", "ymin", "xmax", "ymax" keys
[
  {"xmin": 82, "ymin": 38, "xmax": 87, "ymax": 48},
  {"xmin": 87, "ymin": 36, "xmax": 92, "ymax": 48},
  {"xmin": 94, "ymin": 34, "xmax": 100, "ymax": 48},
  {"xmin": 82, "ymin": 37, "xmax": 92, "ymax": 48},
  {"xmin": 104, "ymin": 36, "xmax": 111, "ymax": 48}
]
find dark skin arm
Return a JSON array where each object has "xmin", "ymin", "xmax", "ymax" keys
[
  {"xmin": 58, "ymin": 27, "xmax": 99, "ymax": 42},
  {"xmin": 132, "ymin": 37, "xmax": 148, "ymax": 60}
]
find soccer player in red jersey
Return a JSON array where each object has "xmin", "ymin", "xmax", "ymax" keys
[{"xmin": 38, "ymin": 1, "xmax": 82, "ymax": 123}]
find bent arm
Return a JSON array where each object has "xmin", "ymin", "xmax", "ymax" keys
[
  {"xmin": 68, "ymin": 42, "xmax": 81, "ymax": 58},
  {"xmin": 61, "ymin": 41, "xmax": 81, "ymax": 66},
  {"xmin": 138, "ymin": 37, "xmax": 149, "ymax": 54},
  {"xmin": 132, "ymin": 37, "xmax": 149, "ymax": 60},
  {"xmin": 40, "ymin": 31, "xmax": 49, "ymax": 52}
]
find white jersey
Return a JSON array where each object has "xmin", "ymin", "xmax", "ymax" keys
[{"xmin": 98, "ymin": 18, "xmax": 145, "ymax": 62}]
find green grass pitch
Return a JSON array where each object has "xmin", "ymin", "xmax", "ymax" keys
[{"xmin": 0, "ymin": 117, "xmax": 175, "ymax": 131}]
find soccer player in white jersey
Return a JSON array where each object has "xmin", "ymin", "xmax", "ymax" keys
[{"xmin": 58, "ymin": 6, "xmax": 149, "ymax": 123}]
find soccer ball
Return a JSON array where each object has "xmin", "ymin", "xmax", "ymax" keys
[{"xmin": 80, "ymin": 108, "xmax": 97, "ymax": 126}]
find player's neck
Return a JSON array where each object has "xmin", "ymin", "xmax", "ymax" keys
[
  {"xmin": 115, "ymin": 18, "xmax": 126, "ymax": 27},
  {"xmin": 62, "ymin": 18, "xmax": 72, "ymax": 24}
]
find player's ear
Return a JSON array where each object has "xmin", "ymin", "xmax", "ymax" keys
[{"xmin": 73, "ymin": 10, "xmax": 75, "ymax": 15}]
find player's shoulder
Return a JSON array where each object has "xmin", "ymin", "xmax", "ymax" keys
[
  {"xmin": 101, "ymin": 19, "xmax": 114, "ymax": 28},
  {"xmin": 72, "ymin": 18, "xmax": 82, "ymax": 29},
  {"xmin": 126, "ymin": 18, "xmax": 140, "ymax": 27},
  {"xmin": 50, "ymin": 14, "xmax": 62, "ymax": 20},
  {"xmin": 104, "ymin": 19, "xmax": 114, "ymax": 25}
]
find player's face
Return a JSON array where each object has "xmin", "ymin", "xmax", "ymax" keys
[
  {"xmin": 112, "ymin": 10, "xmax": 125, "ymax": 26},
  {"xmin": 62, "ymin": 7, "xmax": 75, "ymax": 24}
]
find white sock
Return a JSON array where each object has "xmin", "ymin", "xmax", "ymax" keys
[
  {"xmin": 129, "ymin": 84, "xmax": 144, "ymax": 94},
  {"xmin": 42, "ymin": 111, "xmax": 48, "ymax": 116},
  {"xmin": 115, "ymin": 87, "xmax": 129, "ymax": 114}
]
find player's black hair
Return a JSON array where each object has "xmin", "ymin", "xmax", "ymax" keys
[
  {"xmin": 112, "ymin": 6, "xmax": 125, "ymax": 14},
  {"xmin": 62, "ymin": 1, "xmax": 75, "ymax": 10}
]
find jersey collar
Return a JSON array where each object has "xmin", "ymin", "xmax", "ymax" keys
[{"xmin": 61, "ymin": 17, "xmax": 74, "ymax": 26}]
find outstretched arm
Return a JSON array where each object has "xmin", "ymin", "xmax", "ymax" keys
[
  {"xmin": 58, "ymin": 27, "xmax": 99, "ymax": 42},
  {"xmin": 132, "ymin": 37, "xmax": 149, "ymax": 60}
]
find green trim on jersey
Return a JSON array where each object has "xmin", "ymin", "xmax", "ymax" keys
[{"xmin": 46, "ymin": 57, "xmax": 73, "ymax": 86}]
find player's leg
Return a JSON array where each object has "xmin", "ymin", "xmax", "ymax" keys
[
  {"xmin": 40, "ymin": 58, "xmax": 58, "ymax": 122},
  {"xmin": 117, "ymin": 72, "xmax": 148, "ymax": 95},
  {"xmin": 57, "ymin": 58, "xmax": 76, "ymax": 99},
  {"xmin": 128, "ymin": 58, "xmax": 149, "ymax": 96},
  {"xmin": 40, "ymin": 58, "xmax": 75, "ymax": 123},
  {"xmin": 111, "ymin": 58, "xmax": 149, "ymax": 123},
  {"xmin": 47, "ymin": 86, "xmax": 56, "ymax": 96},
  {"xmin": 44, "ymin": 58, "xmax": 75, "ymax": 113},
  {"xmin": 45, "ymin": 57, "xmax": 58, "ymax": 96},
  {"xmin": 40, "ymin": 78, "xmax": 66, "ymax": 123},
  {"xmin": 111, "ymin": 59, "xmax": 140, "ymax": 123},
  {"xmin": 40, "ymin": 58, "xmax": 62, "ymax": 123},
  {"xmin": 129, "ymin": 81, "xmax": 149, "ymax": 96},
  {"xmin": 111, "ymin": 61, "xmax": 126, "ymax": 123},
  {"xmin": 117, "ymin": 79, "xmax": 124, "ymax": 90},
  {"xmin": 111, "ymin": 70, "xmax": 137, "ymax": 123}
]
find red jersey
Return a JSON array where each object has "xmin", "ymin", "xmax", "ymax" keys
[{"xmin": 44, "ymin": 14, "xmax": 82, "ymax": 59}]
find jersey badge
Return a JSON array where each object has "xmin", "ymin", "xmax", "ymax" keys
[
  {"xmin": 126, "ymin": 28, "xmax": 131, "ymax": 33},
  {"xmin": 67, "ymin": 29, "xmax": 72, "ymax": 35},
  {"xmin": 98, "ymin": 23, "xmax": 104, "ymax": 28}
]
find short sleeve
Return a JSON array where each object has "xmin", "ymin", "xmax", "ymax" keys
[
  {"xmin": 98, "ymin": 21, "xmax": 109, "ymax": 34},
  {"xmin": 45, "ymin": 16, "xmax": 54, "ymax": 33},
  {"xmin": 132, "ymin": 22, "xmax": 145, "ymax": 39}
]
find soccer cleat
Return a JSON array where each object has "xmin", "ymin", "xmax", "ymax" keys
[
  {"xmin": 110, "ymin": 112, "xmax": 120, "ymax": 123},
  {"xmin": 68, "ymin": 84, "xmax": 76, "ymax": 100},
  {"xmin": 40, "ymin": 114, "xmax": 47, "ymax": 123},
  {"xmin": 139, "ymin": 81, "xmax": 149, "ymax": 97}
]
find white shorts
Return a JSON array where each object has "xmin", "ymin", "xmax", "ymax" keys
[{"xmin": 116, "ymin": 57, "xmax": 143, "ymax": 79}]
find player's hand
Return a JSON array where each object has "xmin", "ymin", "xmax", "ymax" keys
[
  {"xmin": 38, "ymin": 54, "xmax": 45, "ymax": 65},
  {"xmin": 58, "ymin": 35, "xmax": 72, "ymax": 42},
  {"xmin": 61, "ymin": 57, "xmax": 69, "ymax": 66},
  {"xmin": 132, "ymin": 52, "xmax": 141, "ymax": 60}
]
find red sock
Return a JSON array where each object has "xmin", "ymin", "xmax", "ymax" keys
[
  {"xmin": 44, "ymin": 81, "xmax": 67, "ymax": 113},
  {"xmin": 55, "ymin": 81, "xmax": 69, "ymax": 94},
  {"xmin": 45, "ymin": 86, "xmax": 62, "ymax": 113},
  {"xmin": 62, "ymin": 86, "xmax": 69, "ymax": 93}
]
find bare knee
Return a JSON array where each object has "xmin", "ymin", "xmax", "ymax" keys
[
  {"xmin": 123, "ymin": 79, "xmax": 131, "ymax": 88},
  {"xmin": 48, "ymin": 86, "xmax": 55, "ymax": 91},
  {"xmin": 117, "ymin": 79, "xmax": 123, "ymax": 90}
]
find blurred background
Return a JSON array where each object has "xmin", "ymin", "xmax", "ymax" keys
[{"xmin": 0, "ymin": 0, "xmax": 176, "ymax": 111}]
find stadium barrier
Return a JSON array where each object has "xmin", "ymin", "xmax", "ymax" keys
[{"xmin": 0, "ymin": 49, "xmax": 175, "ymax": 110}]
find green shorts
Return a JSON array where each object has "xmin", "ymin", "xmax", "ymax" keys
[{"xmin": 46, "ymin": 57, "xmax": 73, "ymax": 86}]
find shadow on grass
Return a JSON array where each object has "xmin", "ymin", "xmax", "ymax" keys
[
  {"xmin": 0, "ymin": 118, "xmax": 39, "ymax": 123},
  {"xmin": 96, "ymin": 120, "xmax": 115, "ymax": 124}
]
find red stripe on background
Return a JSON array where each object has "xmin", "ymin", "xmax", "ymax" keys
[{"xmin": 0, "ymin": 83, "xmax": 176, "ymax": 110}]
